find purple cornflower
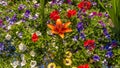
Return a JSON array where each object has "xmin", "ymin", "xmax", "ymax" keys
[
  {"xmin": 0, "ymin": 1, "xmax": 8, "ymax": 6},
  {"xmin": 98, "ymin": 20, "xmax": 106, "ymax": 27},
  {"xmin": 0, "ymin": 43, "xmax": 4, "ymax": 51},
  {"xmin": 104, "ymin": 43, "xmax": 112, "ymax": 51},
  {"xmin": 105, "ymin": 51, "xmax": 113, "ymax": 58},
  {"xmin": 77, "ymin": 22, "xmax": 84, "ymax": 32},
  {"xmin": 89, "ymin": 12, "xmax": 97, "ymax": 18},
  {"xmin": 93, "ymin": 55, "xmax": 100, "ymax": 61},
  {"xmin": 34, "ymin": 3, "xmax": 40, "ymax": 8},
  {"xmin": 18, "ymin": 4, "xmax": 26, "ymax": 10},
  {"xmin": 46, "ymin": 20, "xmax": 50, "ymax": 24},
  {"xmin": 104, "ymin": 12, "xmax": 109, "ymax": 17},
  {"xmin": 9, "ymin": 14, "xmax": 17, "ymax": 25},
  {"xmin": 18, "ymin": 32, "xmax": 23, "ymax": 38},
  {"xmin": 92, "ymin": 2, "xmax": 97, "ymax": 6},
  {"xmin": 6, "ymin": 16, "xmax": 10, "ymax": 22},
  {"xmin": 102, "ymin": 28, "xmax": 110, "ymax": 39},
  {"xmin": 57, "ymin": 0, "xmax": 64, "ymax": 6},
  {"xmin": 22, "ymin": 18, "xmax": 26, "ymax": 22},
  {"xmin": 73, "ymin": 36, "xmax": 79, "ymax": 41},
  {"xmin": 80, "ymin": 32, "xmax": 86, "ymax": 40},
  {"xmin": 32, "ymin": 14, "xmax": 39, "ymax": 20},
  {"xmin": 67, "ymin": 0, "xmax": 72, "ymax": 4},
  {"xmin": 24, "ymin": 10, "xmax": 30, "ymax": 18},
  {"xmin": 111, "ymin": 40, "xmax": 117, "ymax": 47},
  {"xmin": 52, "ymin": 0, "xmax": 56, "ymax": 4},
  {"xmin": 0, "ymin": 19, "xmax": 3, "ymax": 26}
]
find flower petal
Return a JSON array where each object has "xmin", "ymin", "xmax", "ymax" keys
[
  {"xmin": 56, "ymin": 19, "xmax": 62, "ymax": 25},
  {"xmin": 64, "ymin": 28, "xmax": 72, "ymax": 32},
  {"xmin": 64, "ymin": 22, "xmax": 71, "ymax": 28},
  {"xmin": 59, "ymin": 34, "xmax": 64, "ymax": 38},
  {"xmin": 47, "ymin": 24, "xmax": 55, "ymax": 30},
  {"xmin": 51, "ymin": 30, "xmax": 58, "ymax": 34}
]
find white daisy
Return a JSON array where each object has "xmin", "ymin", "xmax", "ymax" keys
[
  {"xmin": 5, "ymin": 34, "xmax": 11, "ymax": 40},
  {"xmin": 11, "ymin": 60, "xmax": 19, "ymax": 68},
  {"xmin": 18, "ymin": 43, "xmax": 27, "ymax": 52},
  {"xmin": 30, "ymin": 60, "xmax": 37, "ymax": 68},
  {"xmin": 30, "ymin": 50, "xmax": 36, "ymax": 57}
]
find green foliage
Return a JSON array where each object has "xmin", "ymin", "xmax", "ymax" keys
[{"xmin": 98, "ymin": 0, "xmax": 120, "ymax": 35}]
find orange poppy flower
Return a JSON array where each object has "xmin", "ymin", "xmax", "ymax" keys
[{"xmin": 47, "ymin": 19, "xmax": 72, "ymax": 38}]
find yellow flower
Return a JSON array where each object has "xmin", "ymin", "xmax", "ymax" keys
[
  {"xmin": 72, "ymin": 67, "xmax": 77, "ymax": 68},
  {"xmin": 63, "ymin": 58, "xmax": 72, "ymax": 66},
  {"xmin": 65, "ymin": 51, "xmax": 72, "ymax": 58},
  {"xmin": 47, "ymin": 63, "xmax": 56, "ymax": 68}
]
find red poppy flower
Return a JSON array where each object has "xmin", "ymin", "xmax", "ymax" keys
[
  {"xmin": 84, "ymin": 40, "xmax": 95, "ymax": 50},
  {"xmin": 50, "ymin": 10, "xmax": 60, "ymax": 21},
  {"xmin": 78, "ymin": 1, "xmax": 91, "ymax": 12},
  {"xmin": 78, "ymin": 64, "xmax": 89, "ymax": 68},
  {"xmin": 32, "ymin": 33, "xmax": 38, "ymax": 42},
  {"xmin": 67, "ymin": 9, "xmax": 76, "ymax": 18}
]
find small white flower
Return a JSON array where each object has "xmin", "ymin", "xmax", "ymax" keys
[
  {"xmin": 21, "ymin": 13, "xmax": 24, "ymax": 17},
  {"xmin": 21, "ymin": 60, "xmax": 26, "ymax": 66},
  {"xmin": 32, "ymin": 0, "xmax": 37, "ymax": 4},
  {"xmin": 30, "ymin": 60, "xmax": 37, "ymax": 68},
  {"xmin": 48, "ymin": 1, "xmax": 52, "ymax": 4},
  {"xmin": 21, "ymin": 54, "xmax": 25, "ymax": 60},
  {"xmin": 35, "ymin": 13, "xmax": 39, "ymax": 17},
  {"xmin": 7, "ymin": 25, "xmax": 11, "ymax": 30},
  {"xmin": 29, "ymin": 15, "xmax": 33, "ymax": 19},
  {"xmin": 5, "ymin": 34, "xmax": 11, "ymax": 40},
  {"xmin": 19, "ymin": 43, "xmax": 27, "ymax": 52},
  {"xmin": 36, "ymin": 31, "xmax": 41, "ymax": 36},
  {"xmin": 47, "ymin": 31, "xmax": 52, "ymax": 35},
  {"xmin": 30, "ymin": 50, "xmax": 36, "ymax": 57},
  {"xmin": 11, "ymin": 60, "xmax": 19, "ymax": 68},
  {"xmin": 15, "ymin": 20, "xmax": 22, "ymax": 25}
]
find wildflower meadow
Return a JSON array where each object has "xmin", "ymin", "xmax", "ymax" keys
[{"xmin": 0, "ymin": 0, "xmax": 120, "ymax": 68}]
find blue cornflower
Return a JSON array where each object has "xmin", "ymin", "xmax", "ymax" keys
[
  {"xmin": 105, "ymin": 51, "xmax": 113, "ymax": 58},
  {"xmin": 104, "ymin": 43, "xmax": 112, "ymax": 51},
  {"xmin": 8, "ymin": 45, "xmax": 16, "ymax": 52},
  {"xmin": 34, "ymin": 3, "xmax": 40, "ymax": 8},
  {"xmin": 8, "ymin": 14, "xmax": 17, "ymax": 25},
  {"xmin": 111, "ymin": 40, "xmax": 117, "ymax": 47},
  {"xmin": 73, "ymin": 36, "xmax": 79, "ymax": 41},
  {"xmin": 0, "ymin": 43, "xmax": 4, "ymax": 51},
  {"xmin": 102, "ymin": 28, "xmax": 110, "ymax": 39},
  {"xmin": 77, "ymin": 22, "xmax": 84, "ymax": 32},
  {"xmin": 80, "ymin": 32, "xmax": 86, "ymax": 40},
  {"xmin": 93, "ymin": 55, "xmax": 100, "ymax": 61},
  {"xmin": 18, "ymin": 4, "xmax": 26, "ymax": 10},
  {"xmin": 98, "ymin": 20, "xmax": 106, "ymax": 27},
  {"xmin": 24, "ymin": 10, "xmax": 30, "ymax": 18}
]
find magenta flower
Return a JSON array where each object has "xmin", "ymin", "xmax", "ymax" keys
[{"xmin": 0, "ymin": 19, "xmax": 3, "ymax": 26}]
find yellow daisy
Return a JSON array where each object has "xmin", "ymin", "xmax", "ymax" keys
[
  {"xmin": 65, "ymin": 51, "xmax": 72, "ymax": 58},
  {"xmin": 63, "ymin": 58, "xmax": 72, "ymax": 66},
  {"xmin": 72, "ymin": 66, "xmax": 77, "ymax": 68},
  {"xmin": 47, "ymin": 63, "xmax": 56, "ymax": 68}
]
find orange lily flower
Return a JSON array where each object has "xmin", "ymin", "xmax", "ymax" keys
[{"xmin": 47, "ymin": 19, "xmax": 72, "ymax": 38}]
